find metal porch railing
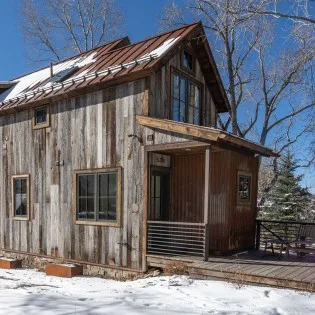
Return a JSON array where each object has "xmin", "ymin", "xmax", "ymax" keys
[{"xmin": 147, "ymin": 221, "xmax": 207, "ymax": 258}]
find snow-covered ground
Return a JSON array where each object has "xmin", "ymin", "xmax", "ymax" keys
[{"xmin": 0, "ymin": 268, "xmax": 314, "ymax": 314}]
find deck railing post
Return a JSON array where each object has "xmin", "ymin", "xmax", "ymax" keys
[{"xmin": 255, "ymin": 220, "xmax": 261, "ymax": 250}]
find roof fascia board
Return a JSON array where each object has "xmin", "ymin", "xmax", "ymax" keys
[{"xmin": 136, "ymin": 115, "xmax": 279, "ymax": 157}]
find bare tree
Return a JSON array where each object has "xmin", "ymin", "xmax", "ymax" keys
[
  {"xmin": 244, "ymin": 0, "xmax": 315, "ymax": 25},
  {"xmin": 162, "ymin": 0, "xmax": 315, "ymax": 203},
  {"xmin": 21, "ymin": 0, "xmax": 124, "ymax": 62}
]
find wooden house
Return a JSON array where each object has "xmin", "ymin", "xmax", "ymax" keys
[{"xmin": 0, "ymin": 22, "xmax": 277, "ymax": 275}]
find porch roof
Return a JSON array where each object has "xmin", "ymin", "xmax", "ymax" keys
[{"xmin": 136, "ymin": 115, "xmax": 279, "ymax": 157}]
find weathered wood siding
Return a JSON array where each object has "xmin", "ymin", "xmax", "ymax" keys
[
  {"xmin": 170, "ymin": 153, "xmax": 205, "ymax": 223},
  {"xmin": 0, "ymin": 79, "xmax": 147, "ymax": 269},
  {"xmin": 149, "ymin": 47, "xmax": 217, "ymax": 128},
  {"xmin": 209, "ymin": 150, "xmax": 259, "ymax": 254}
]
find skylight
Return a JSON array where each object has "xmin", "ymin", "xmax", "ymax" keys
[{"xmin": 50, "ymin": 66, "xmax": 79, "ymax": 83}]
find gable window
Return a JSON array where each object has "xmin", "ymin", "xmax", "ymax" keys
[
  {"xmin": 172, "ymin": 71, "xmax": 201, "ymax": 125},
  {"xmin": 237, "ymin": 171, "xmax": 251, "ymax": 203},
  {"xmin": 12, "ymin": 175, "xmax": 30, "ymax": 220},
  {"xmin": 183, "ymin": 50, "xmax": 194, "ymax": 71},
  {"xmin": 75, "ymin": 168, "xmax": 121, "ymax": 227},
  {"xmin": 33, "ymin": 105, "xmax": 50, "ymax": 129},
  {"xmin": 181, "ymin": 49, "xmax": 195, "ymax": 75}
]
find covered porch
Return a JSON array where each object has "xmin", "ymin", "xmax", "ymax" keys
[
  {"xmin": 145, "ymin": 142, "xmax": 211, "ymax": 259},
  {"xmin": 138, "ymin": 116, "xmax": 278, "ymax": 263}
]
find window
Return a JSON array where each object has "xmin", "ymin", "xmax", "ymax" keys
[
  {"xmin": 181, "ymin": 50, "xmax": 195, "ymax": 74},
  {"xmin": 33, "ymin": 105, "xmax": 50, "ymax": 129},
  {"xmin": 237, "ymin": 171, "xmax": 251, "ymax": 203},
  {"xmin": 75, "ymin": 168, "xmax": 121, "ymax": 226},
  {"xmin": 150, "ymin": 168, "xmax": 170, "ymax": 221},
  {"xmin": 12, "ymin": 175, "xmax": 30, "ymax": 220},
  {"xmin": 172, "ymin": 71, "xmax": 201, "ymax": 125},
  {"xmin": 183, "ymin": 51, "xmax": 194, "ymax": 71}
]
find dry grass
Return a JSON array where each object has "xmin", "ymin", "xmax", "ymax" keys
[
  {"xmin": 224, "ymin": 260, "xmax": 247, "ymax": 290},
  {"xmin": 163, "ymin": 260, "xmax": 188, "ymax": 276}
]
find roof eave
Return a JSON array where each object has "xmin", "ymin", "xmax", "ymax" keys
[{"xmin": 136, "ymin": 115, "xmax": 279, "ymax": 158}]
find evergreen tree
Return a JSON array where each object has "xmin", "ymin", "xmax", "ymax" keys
[{"xmin": 261, "ymin": 152, "xmax": 311, "ymax": 221}]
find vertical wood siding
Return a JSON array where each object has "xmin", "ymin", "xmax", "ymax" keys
[
  {"xmin": 209, "ymin": 150, "xmax": 259, "ymax": 253},
  {"xmin": 170, "ymin": 154, "xmax": 205, "ymax": 223},
  {"xmin": 0, "ymin": 79, "xmax": 147, "ymax": 269}
]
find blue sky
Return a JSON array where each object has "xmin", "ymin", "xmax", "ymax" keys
[
  {"xmin": 0, "ymin": 0, "xmax": 171, "ymax": 80},
  {"xmin": 0, "ymin": 0, "xmax": 314, "ymax": 190}
]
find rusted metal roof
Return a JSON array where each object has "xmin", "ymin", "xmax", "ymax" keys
[{"xmin": 0, "ymin": 22, "xmax": 229, "ymax": 114}]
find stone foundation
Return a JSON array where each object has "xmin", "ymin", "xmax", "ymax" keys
[{"xmin": 0, "ymin": 250, "xmax": 142, "ymax": 280}]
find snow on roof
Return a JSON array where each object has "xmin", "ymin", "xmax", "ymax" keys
[
  {"xmin": 0, "ymin": 23, "xmax": 201, "ymax": 113},
  {"xmin": 0, "ymin": 37, "xmax": 181, "ymax": 105},
  {"xmin": 0, "ymin": 52, "xmax": 97, "ymax": 103},
  {"xmin": 141, "ymin": 37, "xmax": 180, "ymax": 58}
]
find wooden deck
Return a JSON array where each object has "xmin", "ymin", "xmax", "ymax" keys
[{"xmin": 147, "ymin": 251, "xmax": 315, "ymax": 292}]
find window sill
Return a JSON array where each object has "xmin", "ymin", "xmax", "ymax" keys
[
  {"xmin": 33, "ymin": 122, "xmax": 50, "ymax": 130},
  {"xmin": 75, "ymin": 220, "xmax": 120, "ymax": 227},
  {"xmin": 12, "ymin": 216, "xmax": 29, "ymax": 221}
]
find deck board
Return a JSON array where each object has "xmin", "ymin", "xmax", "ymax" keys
[{"xmin": 147, "ymin": 253, "xmax": 315, "ymax": 291}]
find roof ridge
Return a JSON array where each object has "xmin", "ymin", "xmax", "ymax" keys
[
  {"xmin": 100, "ymin": 22, "xmax": 201, "ymax": 56},
  {"xmin": 6, "ymin": 23, "xmax": 201, "ymax": 82}
]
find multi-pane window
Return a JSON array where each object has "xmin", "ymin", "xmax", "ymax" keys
[
  {"xmin": 33, "ymin": 105, "xmax": 49, "ymax": 129},
  {"xmin": 12, "ymin": 175, "xmax": 29, "ymax": 219},
  {"xmin": 172, "ymin": 73, "xmax": 201, "ymax": 125},
  {"xmin": 238, "ymin": 172, "xmax": 251, "ymax": 203},
  {"xmin": 76, "ymin": 169, "xmax": 120, "ymax": 223}
]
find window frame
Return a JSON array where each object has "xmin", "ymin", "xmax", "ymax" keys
[
  {"xmin": 73, "ymin": 167, "xmax": 122, "ymax": 227},
  {"xmin": 33, "ymin": 104, "xmax": 50, "ymax": 130},
  {"xmin": 12, "ymin": 174, "xmax": 30, "ymax": 221},
  {"xmin": 170, "ymin": 67, "xmax": 203, "ymax": 125},
  {"xmin": 237, "ymin": 170, "xmax": 252, "ymax": 205},
  {"xmin": 149, "ymin": 166, "xmax": 171, "ymax": 221},
  {"xmin": 180, "ymin": 48, "xmax": 196, "ymax": 75}
]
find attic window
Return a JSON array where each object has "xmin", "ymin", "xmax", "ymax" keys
[
  {"xmin": 33, "ymin": 105, "xmax": 50, "ymax": 129},
  {"xmin": 50, "ymin": 66, "xmax": 78, "ymax": 83},
  {"xmin": 181, "ymin": 50, "xmax": 195, "ymax": 74}
]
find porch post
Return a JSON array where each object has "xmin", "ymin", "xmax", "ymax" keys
[{"xmin": 203, "ymin": 146, "xmax": 211, "ymax": 261}]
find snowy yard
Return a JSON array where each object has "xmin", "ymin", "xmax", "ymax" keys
[{"xmin": 0, "ymin": 268, "xmax": 315, "ymax": 314}]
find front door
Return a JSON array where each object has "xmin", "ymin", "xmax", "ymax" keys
[{"xmin": 150, "ymin": 168, "xmax": 170, "ymax": 221}]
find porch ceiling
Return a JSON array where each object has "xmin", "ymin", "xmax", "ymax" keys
[{"xmin": 136, "ymin": 115, "xmax": 279, "ymax": 157}]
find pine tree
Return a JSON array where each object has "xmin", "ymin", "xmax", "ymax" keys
[{"xmin": 261, "ymin": 152, "xmax": 311, "ymax": 221}]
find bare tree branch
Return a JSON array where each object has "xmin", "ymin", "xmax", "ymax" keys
[{"xmin": 21, "ymin": 0, "xmax": 124, "ymax": 63}]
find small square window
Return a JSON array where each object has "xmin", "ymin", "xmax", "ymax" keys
[
  {"xmin": 33, "ymin": 105, "xmax": 50, "ymax": 129},
  {"xmin": 237, "ymin": 172, "xmax": 251, "ymax": 203}
]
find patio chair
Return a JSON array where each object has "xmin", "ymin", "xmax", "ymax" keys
[
  {"xmin": 263, "ymin": 237, "xmax": 290, "ymax": 258},
  {"xmin": 285, "ymin": 225, "xmax": 315, "ymax": 257}
]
